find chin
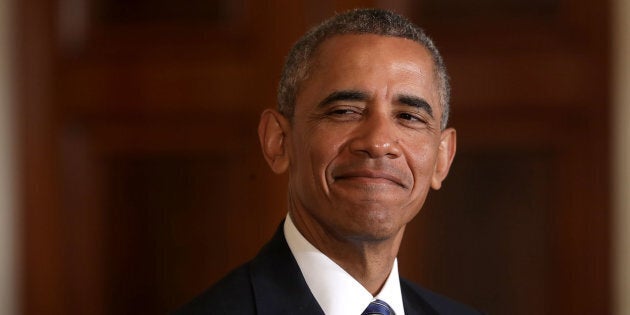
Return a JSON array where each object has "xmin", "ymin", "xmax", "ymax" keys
[
  {"xmin": 345, "ymin": 228, "xmax": 398, "ymax": 243},
  {"xmin": 341, "ymin": 214, "xmax": 401, "ymax": 242}
]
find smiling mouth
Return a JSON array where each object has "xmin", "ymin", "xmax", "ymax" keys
[{"xmin": 333, "ymin": 170, "xmax": 407, "ymax": 188}]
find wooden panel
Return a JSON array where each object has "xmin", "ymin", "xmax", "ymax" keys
[
  {"xmin": 403, "ymin": 0, "xmax": 609, "ymax": 110},
  {"xmin": 401, "ymin": 148, "xmax": 552, "ymax": 314},
  {"xmin": 418, "ymin": 0, "xmax": 559, "ymax": 18},
  {"xmin": 105, "ymin": 156, "xmax": 241, "ymax": 314},
  {"xmin": 59, "ymin": 59, "xmax": 263, "ymax": 114},
  {"xmin": 57, "ymin": 116, "xmax": 286, "ymax": 313},
  {"xmin": 95, "ymin": 0, "xmax": 240, "ymax": 24}
]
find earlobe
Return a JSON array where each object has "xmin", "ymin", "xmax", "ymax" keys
[
  {"xmin": 258, "ymin": 109, "xmax": 291, "ymax": 174},
  {"xmin": 431, "ymin": 128, "xmax": 457, "ymax": 190}
]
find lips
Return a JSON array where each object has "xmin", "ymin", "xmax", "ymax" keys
[{"xmin": 331, "ymin": 167, "xmax": 408, "ymax": 188}]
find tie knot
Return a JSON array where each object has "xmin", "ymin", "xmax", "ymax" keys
[{"xmin": 361, "ymin": 299, "xmax": 394, "ymax": 315}]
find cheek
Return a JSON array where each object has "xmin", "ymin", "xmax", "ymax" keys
[
  {"xmin": 406, "ymin": 142, "xmax": 439, "ymax": 186},
  {"xmin": 292, "ymin": 129, "xmax": 342, "ymax": 191},
  {"xmin": 307, "ymin": 127, "xmax": 346, "ymax": 166},
  {"xmin": 404, "ymin": 145, "xmax": 437, "ymax": 217}
]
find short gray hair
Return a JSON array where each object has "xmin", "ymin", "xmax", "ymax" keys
[{"xmin": 277, "ymin": 8, "xmax": 451, "ymax": 129}]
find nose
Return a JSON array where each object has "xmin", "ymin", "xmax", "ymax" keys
[{"xmin": 349, "ymin": 112, "xmax": 401, "ymax": 159}]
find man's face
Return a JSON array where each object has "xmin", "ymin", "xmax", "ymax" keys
[{"xmin": 282, "ymin": 34, "xmax": 455, "ymax": 241}]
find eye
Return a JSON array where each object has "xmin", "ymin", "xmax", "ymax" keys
[
  {"xmin": 330, "ymin": 109, "xmax": 356, "ymax": 115},
  {"xmin": 398, "ymin": 112, "xmax": 425, "ymax": 123},
  {"xmin": 324, "ymin": 106, "xmax": 363, "ymax": 121}
]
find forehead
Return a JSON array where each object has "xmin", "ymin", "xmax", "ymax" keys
[
  {"xmin": 298, "ymin": 34, "xmax": 440, "ymax": 110},
  {"xmin": 313, "ymin": 33, "xmax": 432, "ymax": 63},
  {"xmin": 309, "ymin": 34, "xmax": 436, "ymax": 87}
]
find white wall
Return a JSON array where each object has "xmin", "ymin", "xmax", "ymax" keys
[
  {"xmin": 0, "ymin": 0, "xmax": 16, "ymax": 314},
  {"xmin": 613, "ymin": 0, "xmax": 630, "ymax": 314}
]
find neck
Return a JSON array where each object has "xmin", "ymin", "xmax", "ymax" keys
[{"xmin": 289, "ymin": 208, "xmax": 405, "ymax": 295}]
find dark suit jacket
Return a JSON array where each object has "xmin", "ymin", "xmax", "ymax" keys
[{"xmin": 175, "ymin": 225, "xmax": 483, "ymax": 315}]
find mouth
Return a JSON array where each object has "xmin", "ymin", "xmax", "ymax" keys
[{"xmin": 332, "ymin": 169, "xmax": 407, "ymax": 189}]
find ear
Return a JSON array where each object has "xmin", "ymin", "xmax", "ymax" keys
[
  {"xmin": 431, "ymin": 128, "xmax": 457, "ymax": 190},
  {"xmin": 258, "ymin": 108, "xmax": 291, "ymax": 174}
]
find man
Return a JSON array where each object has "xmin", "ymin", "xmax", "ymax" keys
[{"xmin": 177, "ymin": 8, "xmax": 483, "ymax": 315}]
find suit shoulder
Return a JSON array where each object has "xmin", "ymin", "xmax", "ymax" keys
[
  {"xmin": 400, "ymin": 278, "xmax": 485, "ymax": 315},
  {"xmin": 173, "ymin": 263, "xmax": 256, "ymax": 315}
]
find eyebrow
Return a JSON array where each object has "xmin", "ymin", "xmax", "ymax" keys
[
  {"xmin": 398, "ymin": 94, "xmax": 433, "ymax": 118},
  {"xmin": 318, "ymin": 90, "xmax": 369, "ymax": 108}
]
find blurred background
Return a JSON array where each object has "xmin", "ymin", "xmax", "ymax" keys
[{"xmin": 1, "ymin": 0, "xmax": 628, "ymax": 314}]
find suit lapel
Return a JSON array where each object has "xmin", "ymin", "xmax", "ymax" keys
[
  {"xmin": 249, "ymin": 224, "xmax": 324, "ymax": 315},
  {"xmin": 401, "ymin": 279, "xmax": 438, "ymax": 315}
]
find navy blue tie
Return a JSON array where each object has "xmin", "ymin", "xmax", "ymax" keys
[{"xmin": 361, "ymin": 299, "xmax": 394, "ymax": 315}]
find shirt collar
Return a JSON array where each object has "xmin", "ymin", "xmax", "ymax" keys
[{"xmin": 284, "ymin": 214, "xmax": 405, "ymax": 315}]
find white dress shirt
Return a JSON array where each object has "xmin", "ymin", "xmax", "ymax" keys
[{"xmin": 284, "ymin": 214, "xmax": 405, "ymax": 315}]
